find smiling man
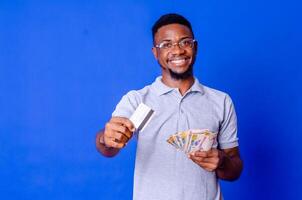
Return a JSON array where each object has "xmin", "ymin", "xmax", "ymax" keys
[{"xmin": 96, "ymin": 13, "xmax": 243, "ymax": 200}]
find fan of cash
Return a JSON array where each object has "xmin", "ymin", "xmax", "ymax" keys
[{"xmin": 167, "ymin": 129, "xmax": 217, "ymax": 154}]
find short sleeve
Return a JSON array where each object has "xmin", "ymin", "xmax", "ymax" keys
[
  {"xmin": 218, "ymin": 94, "xmax": 239, "ymax": 149},
  {"xmin": 112, "ymin": 90, "xmax": 141, "ymax": 119}
]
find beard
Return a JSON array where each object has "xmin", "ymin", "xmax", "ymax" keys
[
  {"xmin": 168, "ymin": 65, "xmax": 193, "ymax": 80},
  {"xmin": 158, "ymin": 55, "xmax": 196, "ymax": 80}
]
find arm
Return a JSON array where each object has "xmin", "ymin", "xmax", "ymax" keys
[
  {"xmin": 95, "ymin": 117, "xmax": 135, "ymax": 158},
  {"xmin": 216, "ymin": 147, "xmax": 243, "ymax": 181},
  {"xmin": 189, "ymin": 147, "xmax": 243, "ymax": 181}
]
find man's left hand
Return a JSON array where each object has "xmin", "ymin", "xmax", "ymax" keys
[{"xmin": 188, "ymin": 148, "xmax": 224, "ymax": 172}]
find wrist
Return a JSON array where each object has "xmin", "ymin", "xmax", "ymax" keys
[{"xmin": 217, "ymin": 150, "xmax": 226, "ymax": 169}]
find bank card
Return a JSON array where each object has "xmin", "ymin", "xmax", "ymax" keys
[{"xmin": 129, "ymin": 103, "xmax": 154, "ymax": 131}]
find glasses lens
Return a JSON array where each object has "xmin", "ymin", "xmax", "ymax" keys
[
  {"xmin": 179, "ymin": 39, "xmax": 194, "ymax": 48},
  {"xmin": 159, "ymin": 42, "xmax": 172, "ymax": 49}
]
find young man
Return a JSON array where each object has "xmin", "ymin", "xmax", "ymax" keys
[{"xmin": 96, "ymin": 13, "xmax": 243, "ymax": 200}]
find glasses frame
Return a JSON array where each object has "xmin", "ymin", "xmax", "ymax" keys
[{"xmin": 154, "ymin": 38, "xmax": 196, "ymax": 50}]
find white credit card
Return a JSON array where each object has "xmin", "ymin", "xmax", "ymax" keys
[{"xmin": 130, "ymin": 103, "xmax": 154, "ymax": 131}]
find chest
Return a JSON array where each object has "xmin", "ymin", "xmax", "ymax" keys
[{"xmin": 138, "ymin": 93, "xmax": 223, "ymax": 141}]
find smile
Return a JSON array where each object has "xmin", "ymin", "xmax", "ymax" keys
[{"xmin": 169, "ymin": 57, "xmax": 189, "ymax": 65}]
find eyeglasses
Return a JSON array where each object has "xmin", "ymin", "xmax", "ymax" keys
[{"xmin": 155, "ymin": 38, "xmax": 196, "ymax": 50}]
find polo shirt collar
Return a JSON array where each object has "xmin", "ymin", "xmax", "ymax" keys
[
  {"xmin": 189, "ymin": 77, "xmax": 205, "ymax": 94},
  {"xmin": 152, "ymin": 76, "xmax": 205, "ymax": 96}
]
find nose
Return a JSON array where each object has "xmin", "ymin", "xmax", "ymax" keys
[{"xmin": 170, "ymin": 43, "xmax": 185, "ymax": 55}]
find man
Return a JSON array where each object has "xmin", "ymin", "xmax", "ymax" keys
[{"xmin": 96, "ymin": 13, "xmax": 243, "ymax": 200}]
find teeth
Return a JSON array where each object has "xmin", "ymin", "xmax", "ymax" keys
[
  {"xmin": 170, "ymin": 59, "xmax": 186, "ymax": 64},
  {"xmin": 171, "ymin": 57, "xmax": 186, "ymax": 60}
]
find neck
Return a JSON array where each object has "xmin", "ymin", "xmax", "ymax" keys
[{"xmin": 161, "ymin": 74, "xmax": 194, "ymax": 96}]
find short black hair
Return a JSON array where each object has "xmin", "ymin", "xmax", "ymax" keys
[{"xmin": 152, "ymin": 13, "xmax": 194, "ymax": 41}]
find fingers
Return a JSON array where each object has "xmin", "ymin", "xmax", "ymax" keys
[
  {"xmin": 103, "ymin": 117, "xmax": 135, "ymax": 149},
  {"xmin": 110, "ymin": 117, "xmax": 135, "ymax": 132},
  {"xmin": 189, "ymin": 155, "xmax": 219, "ymax": 164},
  {"xmin": 107, "ymin": 123, "xmax": 130, "ymax": 138},
  {"xmin": 193, "ymin": 149, "xmax": 218, "ymax": 158},
  {"xmin": 189, "ymin": 151, "xmax": 218, "ymax": 163},
  {"xmin": 104, "ymin": 137, "xmax": 125, "ymax": 149},
  {"xmin": 106, "ymin": 121, "xmax": 133, "ymax": 139},
  {"xmin": 120, "ymin": 127, "xmax": 132, "ymax": 139},
  {"xmin": 193, "ymin": 161, "xmax": 217, "ymax": 172},
  {"xmin": 189, "ymin": 155, "xmax": 219, "ymax": 171},
  {"xmin": 188, "ymin": 149, "xmax": 220, "ymax": 172},
  {"xmin": 102, "ymin": 132, "xmax": 128, "ymax": 149},
  {"xmin": 107, "ymin": 131, "xmax": 129, "ymax": 144}
]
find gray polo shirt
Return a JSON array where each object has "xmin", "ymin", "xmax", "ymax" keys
[{"xmin": 112, "ymin": 76, "xmax": 239, "ymax": 200}]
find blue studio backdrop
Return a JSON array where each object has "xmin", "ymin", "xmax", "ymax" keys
[{"xmin": 1, "ymin": 0, "xmax": 301, "ymax": 199}]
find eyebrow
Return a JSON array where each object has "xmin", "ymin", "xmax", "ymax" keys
[{"xmin": 158, "ymin": 36, "xmax": 193, "ymax": 43}]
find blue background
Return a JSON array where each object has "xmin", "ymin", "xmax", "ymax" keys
[{"xmin": 1, "ymin": 0, "xmax": 301, "ymax": 199}]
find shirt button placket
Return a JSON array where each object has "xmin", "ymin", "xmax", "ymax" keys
[
  {"xmin": 177, "ymin": 97, "xmax": 187, "ymax": 131},
  {"xmin": 177, "ymin": 97, "xmax": 188, "ymax": 194}
]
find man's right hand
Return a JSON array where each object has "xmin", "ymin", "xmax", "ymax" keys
[{"xmin": 102, "ymin": 117, "xmax": 135, "ymax": 149}]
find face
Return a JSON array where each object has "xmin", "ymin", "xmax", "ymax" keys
[{"xmin": 152, "ymin": 24, "xmax": 197, "ymax": 80}]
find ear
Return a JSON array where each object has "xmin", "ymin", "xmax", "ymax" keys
[
  {"xmin": 194, "ymin": 40, "xmax": 198, "ymax": 55},
  {"xmin": 152, "ymin": 47, "xmax": 158, "ymax": 60}
]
